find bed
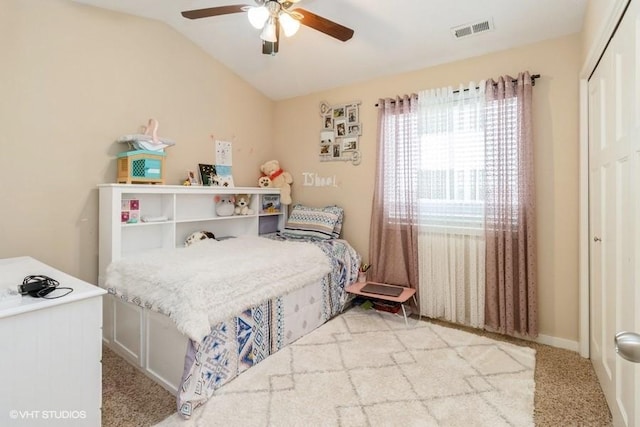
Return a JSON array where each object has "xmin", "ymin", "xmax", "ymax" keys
[{"xmin": 101, "ymin": 204, "xmax": 360, "ymax": 418}]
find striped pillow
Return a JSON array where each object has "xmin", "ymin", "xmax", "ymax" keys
[
  {"xmin": 282, "ymin": 205, "xmax": 340, "ymax": 240},
  {"xmin": 328, "ymin": 206, "xmax": 344, "ymax": 238}
]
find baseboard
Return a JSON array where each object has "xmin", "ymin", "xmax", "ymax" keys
[
  {"xmin": 412, "ymin": 311, "xmax": 581, "ymax": 353},
  {"xmin": 534, "ymin": 334, "xmax": 580, "ymax": 353}
]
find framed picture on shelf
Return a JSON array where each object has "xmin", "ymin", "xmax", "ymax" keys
[
  {"xmin": 214, "ymin": 165, "xmax": 234, "ymax": 188},
  {"xmin": 261, "ymin": 194, "xmax": 281, "ymax": 213},
  {"xmin": 187, "ymin": 170, "xmax": 200, "ymax": 185},
  {"xmin": 198, "ymin": 163, "xmax": 217, "ymax": 186}
]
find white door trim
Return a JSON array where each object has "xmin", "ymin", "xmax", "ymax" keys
[
  {"xmin": 579, "ymin": 0, "xmax": 630, "ymax": 358},
  {"xmin": 580, "ymin": 0, "xmax": 631, "ymax": 79},
  {"xmin": 579, "ymin": 78, "xmax": 589, "ymax": 358}
]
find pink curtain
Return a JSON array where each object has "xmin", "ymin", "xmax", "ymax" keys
[
  {"xmin": 368, "ymin": 95, "xmax": 419, "ymax": 288},
  {"xmin": 484, "ymin": 72, "xmax": 538, "ymax": 337}
]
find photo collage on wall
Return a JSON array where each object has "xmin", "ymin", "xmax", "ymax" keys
[{"xmin": 319, "ymin": 101, "xmax": 361, "ymax": 165}]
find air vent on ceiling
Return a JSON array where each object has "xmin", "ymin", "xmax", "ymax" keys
[{"xmin": 451, "ymin": 19, "xmax": 494, "ymax": 39}]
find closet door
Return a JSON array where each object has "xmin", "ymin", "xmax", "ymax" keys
[{"xmin": 588, "ymin": 1, "xmax": 639, "ymax": 425}]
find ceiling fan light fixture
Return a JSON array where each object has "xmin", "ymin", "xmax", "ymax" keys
[
  {"xmin": 260, "ymin": 17, "xmax": 278, "ymax": 42},
  {"xmin": 180, "ymin": 1, "xmax": 355, "ymax": 55},
  {"xmin": 247, "ymin": 6, "xmax": 269, "ymax": 29},
  {"xmin": 279, "ymin": 12, "xmax": 300, "ymax": 37}
]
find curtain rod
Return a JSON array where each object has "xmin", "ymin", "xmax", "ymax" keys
[{"xmin": 375, "ymin": 74, "xmax": 540, "ymax": 107}]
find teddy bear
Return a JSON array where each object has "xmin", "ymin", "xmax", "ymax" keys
[
  {"xmin": 234, "ymin": 194, "xmax": 254, "ymax": 215},
  {"xmin": 214, "ymin": 195, "xmax": 235, "ymax": 217},
  {"xmin": 259, "ymin": 160, "xmax": 293, "ymax": 205}
]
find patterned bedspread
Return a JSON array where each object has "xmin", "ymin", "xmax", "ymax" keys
[{"xmin": 178, "ymin": 237, "xmax": 360, "ymax": 418}]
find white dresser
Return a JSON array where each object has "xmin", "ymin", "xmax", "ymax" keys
[{"xmin": 0, "ymin": 257, "xmax": 106, "ymax": 426}]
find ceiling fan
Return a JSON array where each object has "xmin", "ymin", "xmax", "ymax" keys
[{"xmin": 181, "ymin": 0, "xmax": 354, "ymax": 55}]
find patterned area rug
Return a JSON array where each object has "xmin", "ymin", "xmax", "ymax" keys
[{"xmin": 155, "ymin": 307, "xmax": 536, "ymax": 426}]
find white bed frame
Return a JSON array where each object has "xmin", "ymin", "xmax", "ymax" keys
[
  {"xmin": 102, "ymin": 294, "xmax": 187, "ymax": 394},
  {"xmin": 98, "ymin": 184, "xmax": 287, "ymax": 395},
  {"xmin": 101, "ymin": 278, "xmax": 329, "ymax": 396}
]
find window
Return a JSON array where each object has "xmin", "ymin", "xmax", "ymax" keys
[
  {"xmin": 379, "ymin": 86, "xmax": 522, "ymax": 232},
  {"xmin": 417, "ymin": 88, "xmax": 487, "ymax": 231}
]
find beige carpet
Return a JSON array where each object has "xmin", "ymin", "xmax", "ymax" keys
[
  {"xmin": 102, "ymin": 347, "xmax": 175, "ymax": 427},
  {"xmin": 102, "ymin": 309, "xmax": 612, "ymax": 426},
  {"xmin": 155, "ymin": 308, "xmax": 536, "ymax": 426}
]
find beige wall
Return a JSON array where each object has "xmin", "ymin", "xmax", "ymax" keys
[
  {"xmin": 0, "ymin": 0, "xmax": 584, "ymax": 343},
  {"xmin": 0, "ymin": 0, "xmax": 274, "ymax": 283},
  {"xmin": 274, "ymin": 34, "xmax": 582, "ymax": 342}
]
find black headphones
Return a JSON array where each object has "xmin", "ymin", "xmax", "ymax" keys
[{"xmin": 19, "ymin": 275, "xmax": 72, "ymax": 298}]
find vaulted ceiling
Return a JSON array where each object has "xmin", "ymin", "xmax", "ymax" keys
[{"xmin": 72, "ymin": 0, "xmax": 588, "ymax": 100}]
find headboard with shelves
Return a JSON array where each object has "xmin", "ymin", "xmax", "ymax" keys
[{"xmin": 98, "ymin": 184, "xmax": 285, "ymax": 286}]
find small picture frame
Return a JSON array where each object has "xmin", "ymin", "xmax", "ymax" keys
[
  {"xmin": 187, "ymin": 170, "xmax": 200, "ymax": 185},
  {"xmin": 261, "ymin": 194, "xmax": 281, "ymax": 213},
  {"xmin": 198, "ymin": 164, "xmax": 217, "ymax": 186},
  {"xmin": 335, "ymin": 120, "xmax": 346, "ymax": 137},
  {"xmin": 342, "ymin": 137, "xmax": 358, "ymax": 152},
  {"xmin": 346, "ymin": 105, "xmax": 358, "ymax": 124},
  {"xmin": 332, "ymin": 143, "xmax": 341, "ymax": 158},
  {"xmin": 348, "ymin": 123, "xmax": 361, "ymax": 136},
  {"xmin": 320, "ymin": 130, "xmax": 335, "ymax": 145},
  {"xmin": 333, "ymin": 107, "xmax": 345, "ymax": 119},
  {"xmin": 323, "ymin": 115, "xmax": 334, "ymax": 130},
  {"xmin": 319, "ymin": 144, "xmax": 330, "ymax": 155}
]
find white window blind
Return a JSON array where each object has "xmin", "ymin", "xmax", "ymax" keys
[{"xmin": 418, "ymin": 85, "xmax": 487, "ymax": 232}]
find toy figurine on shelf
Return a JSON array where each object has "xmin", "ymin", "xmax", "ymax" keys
[{"xmin": 117, "ymin": 118, "xmax": 176, "ymax": 152}]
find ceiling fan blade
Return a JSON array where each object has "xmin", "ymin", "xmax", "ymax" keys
[
  {"xmin": 295, "ymin": 8, "xmax": 354, "ymax": 42},
  {"xmin": 181, "ymin": 5, "xmax": 249, "ymax": 20}
]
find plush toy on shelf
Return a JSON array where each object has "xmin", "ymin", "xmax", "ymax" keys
[
  {"xmin": 257, "ymin": 176, "xmax": 272, "ymax": 188},
  {"xmin": 184, "ymin": 231, "xmax": 216, "ymax": 247},
  {"xmin": 234, "ymin": 194, "xmax": 254, "ymax": 215},
  {"xmin": 214, "ymin": 195, "xmax": 235, "ymax": 217},
  {"xmin": 259, "ymin": 160, "xmax": 293, "ymax": 205}
]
